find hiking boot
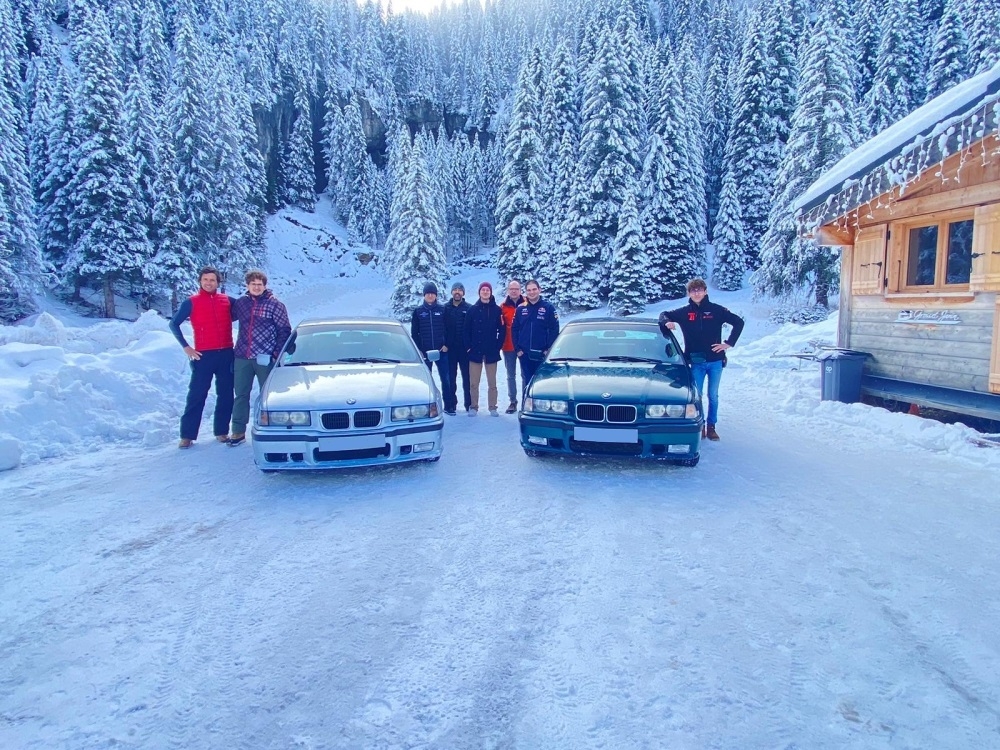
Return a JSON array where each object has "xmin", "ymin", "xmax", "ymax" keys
[
  {"xmin": 178, "ymin": 438, "xmax": 193, "ymax": 449},
  {"xmin": 505, "ymin": 401, "xmax": 517, "ymax": 414},
  {"xmin": 706, "ymin": 424, "xmax": 720, "ymax": 441},
  {"xmin": 227, "ymin": 434, "xmax": 246, "ymax": 447},
  {"xmin": 215, "ymin": 434, "xmax": 230, "ymax": 443}
]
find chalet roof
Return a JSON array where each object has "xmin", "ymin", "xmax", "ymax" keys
[{"xmin": 794, "ymin": 61, "xmax": 1000, "ymax": 232}]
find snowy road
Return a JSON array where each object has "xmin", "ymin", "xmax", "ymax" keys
[{"xmin": 3, "ymin": 384, "xmax": 999, "ymax": 749}]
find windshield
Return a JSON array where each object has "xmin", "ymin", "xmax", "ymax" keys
[
  {"xmin": 548, "ymin": 326, "xmax": 685, "ymax": 365},
  {"xmin": 281, "ymin": 326, "xmax": 421, "ymax": 366}
]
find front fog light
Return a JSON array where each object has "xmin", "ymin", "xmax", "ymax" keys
[
  {"xmin": 527, "ymin": 436, "xmax": 547, "ymax": 445},
  {"xmin": 667, "ymin": 444, "xmax": 690, "ymax": 454},
  {"xmin": 412, "ymin": 442, "xmax": 435, "ymax": 453}
]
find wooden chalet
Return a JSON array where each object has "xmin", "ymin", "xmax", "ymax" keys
[{"xmin": 795, "ymin": 62, "xmax": 1000, "ymax": 421}]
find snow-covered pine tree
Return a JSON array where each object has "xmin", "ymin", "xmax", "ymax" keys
[
  {"xmin": 608, "ymin": 190, "xmax": 647, "ymax": 316},
  {"xmin": 703, "ymin": 2, "xmax": 735, "ymax": 240},
  {"xmin": 339, "ymin": 94, "xmax": 367, "ymax": 222},
  {"xmin": 539, "ymin": 40, "xmax": 578, "ymax": 176},
  {"xmin": 36, "ymin": 61, "xmax": 77, "ymax": 276},
  {"xmin": 65, "ymin": 1, "xmax": 150, "ymax": 318},
  {"xmin": 726, "ymin": 4, "xmax": 780, "ymax": 267},
  {"xmin": 284, "ymin": 82, "xmax": 317, "ymax": 211},
  {"xmin": 712, "ymin": 169, "xmax": 748, "ymax": 291},
  {"xmin": 0, "ymin": 0, "xmax": 24, "ymax": 109},
  {"xmin": 322, "ymin": 94, "xmax": 346, "ymax": 218},
  {"xmin": 123, "ymin": 68, "xmax": 159, "ymax": 239},
  {"xmin": 0, "ymin": 41, "xmax": 40, "ymax": 321},
  {"xmin": 137, "ymin": 0, "xmax": 169, "ymax": 105},
  {"xmin": 560, "ymin": 19, "xmax": 644, "ymax": 309},
  {"xmin": 110, "ymin": 0, "xmax": 139, "ymax": 79},
  {"xmin": 755, "ymin": 0, "xmax": 858, "ymax": 307},
  {"xmin": 26, "ymin": 57, "xmax": 50, "ymax": 203},
  {"xmin": 863, "ymin": 0, "xmax": 925, "ymax": 136},
  {"xmin": 676, "ymin": 41, "xmax": 708, "ymax": 275},
  {"xmin": 854, "ymin": 0, "xmax": 881, "ymax": 101},
  {"xmin": 146, "ymin": 134, "xmax": 196, "ymax": 313},
  {"xmin": 166, "ymin": 8, "xmax": 217, "ymax": 269},
  {"xmin": 388, "ymin": 130, "xmax": 447, "ymax": 320},
  {"xmin": 495, "ymin": 47, "xmax": 545, "ymax": 286},
  {"xmin": 925, "ymin": 0, "xmax": 969, "ymax": 101},
  {"xmin": 965, "ymin": 0, "xmax": 1000, "ymax": 74},
  {"xmin": 764, "ymin": 0, "xmax": 805, "ymax": 150}
]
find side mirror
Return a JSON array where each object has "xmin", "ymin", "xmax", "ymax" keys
[{"xmin": 426, "ymin": 349, "xmax": 441, "ymax": 362}]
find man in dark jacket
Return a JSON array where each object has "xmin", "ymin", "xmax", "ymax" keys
[
  {"xmin": 442, "ymin": 282, "xmax": 472, "ymax": 415},
  {"xmin": 658, "ymin": 278, "xmax": 744, "ymax": 441},
  {"xmin": 168, "ymin": 266, "xmax": 237, "ymax": 448},
  {"xmin": 463, "ymin": 282, "xmax": 506, "ymax": 416},
  {"xmin": 228, "ymin": 269, "xmax": 291, "ymax": 446},
  {"xmin": 512, "ymin": 279, "xmax": 560, "ymax": 401},
  {"xmin": 410, "ymin": 282, "xmax": 450, "ymax": 394}
]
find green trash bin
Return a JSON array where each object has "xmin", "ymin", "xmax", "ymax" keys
[{"xmin": 818, "ymin": 350, "xmax": 870, "ymax": 403}]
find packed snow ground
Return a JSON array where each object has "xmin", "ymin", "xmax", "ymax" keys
[{"xmin": 2, "ymin": 206, "xmax": 999, "ymax": 748}]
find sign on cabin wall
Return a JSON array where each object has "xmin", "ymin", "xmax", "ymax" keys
[{"xmin": 894, "ymin": 310, "xmax": 963, "ymax": 325}]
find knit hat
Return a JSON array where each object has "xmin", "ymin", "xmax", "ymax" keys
[
  {"xmin": 451, "ymin": 281, "xmax": 465, "ymax": 292},
  {"xmin": 423, "ymin": 282, "xmax": 438, "ymax": 295},
  {"xmin": 478, "ymin": 281, "xmax": 493, "ymax": 294}
]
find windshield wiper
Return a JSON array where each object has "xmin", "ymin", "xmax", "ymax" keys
[
  {"xmin": 336, "ymin": 357, "xmax": 401, "ymax": 363},
  {"xmin": 285, "ymin": 361, "xmax": 327, "ymax": 366},
  {"xmin": 597, "ymin": 355, "xmax": 663, "ymax": 364},
  {"xmin": 549, "ymin": 357, "xmax": 587, "ymax": 362}
]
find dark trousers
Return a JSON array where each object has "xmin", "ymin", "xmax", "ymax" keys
[
  {"xmin": 444, "ymin": 354, "xmax": 471, "ymax": 411},
  {"xmin": 180, "ymin": 348, "xmax": 235, "ymax": 440},
  {"xmin": 519, "ymin": 355, "xmax": 541, "ymax": 401},
  {"xmin": 423, "ymin": 350, "xmax": 451, "ymax": 397}
]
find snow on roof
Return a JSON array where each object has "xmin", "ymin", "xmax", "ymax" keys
[{"xmin": 794, "ymin": 61, "xmax": 1000, "ymax": 217}]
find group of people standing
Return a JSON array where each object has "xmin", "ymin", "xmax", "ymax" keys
[
  {"xmin": 409, "ymin": 278, "xmax": 560, "ymax": 417},
  {"xmin": 169, "ymin": 266, "xmax": 291, "ymax": 449}
]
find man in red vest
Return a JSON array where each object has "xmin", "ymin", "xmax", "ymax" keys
[{"xmin": 169, "ymin": 266, "xmax": 237, "ymax": 448}]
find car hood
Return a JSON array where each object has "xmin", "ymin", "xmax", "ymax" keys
[
  {"xmin": 261, "ymin": 362, "xmax": 437, "ymax": 410},
  {"xmin": 528, "ymin": 361, "xmax": 695, "ymax": 404}
]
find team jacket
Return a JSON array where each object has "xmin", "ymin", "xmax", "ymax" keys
[
  {"xmin": 512, "ymin": 298, "xmax": 560, "ymax": 356},
  {"xmin": 463, "ymin": 297, "xmax": 505, "ymax": 364},
  {"xmin": 443, "ymin": 299, "xmax": 472, "ymax": 356},
  {"xmin": 658, "ymin": 296, "xmax": 745, "ymax": 364},
  {"xmin": 169, "ymin": 289, "xmax": 235, "ymax": 351},
  {"xmin": 500, "ymin": 295, "xmax": 524, "ymax": 352},
  {"xmin": 410, "ymin": 301, "xmax": 447, "ymax": 353},
  {"xmin": 232, "ymin": 290, "xmax": 292, "ymax": 360}
]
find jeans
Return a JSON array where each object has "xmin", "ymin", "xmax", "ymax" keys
[
  {"xmin": 444, "ymin": 354, "xmax": 471, "ymax": 411},
  {"xmin": 518, "ymin": 354, "xmax": 542, "ymax": 402},
  {"xmin": 180, "ymin": 348, "xmax": 235, "ymax": 440},
  {"xmin": 690, "ymin": 359, "xmax": 724, "ymax": 426},
  {"xmin": 232, "ymin": 356, "xmax": 274, "ymax": 435},
  {"xmin": 502, "ymin": 350, "xmax": 520, "ymax": 403},
  {"xmin": 424, "ymin": 350, "xmax": 451, "ymax": 397},
  {"xmin": 468, "ymin": 361, "xmax": 498, "ymax": 410}
]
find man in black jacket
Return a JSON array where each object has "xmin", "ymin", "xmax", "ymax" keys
[
  {"xmin": 442, "ymin": 282, "xmax": 472, "ymax": 415},
  {"xmin": 658, "ymin": 278, "xmax": 744, "ymax": 441},
  {"xmin": 410, "ymin": 282, "xmax": 450, "ymax": 395}
]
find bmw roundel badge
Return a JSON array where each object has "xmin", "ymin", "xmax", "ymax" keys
[
  {"xmin": 602, "ymin": 392, "xmax": 612, "ymax": 399},
  {"xmin": 346, "ymin": 398, "xmax": 357, "ymax": 405}
]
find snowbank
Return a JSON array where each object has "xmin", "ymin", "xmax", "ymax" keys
[{"xmin": 0, "ymin": 311, "xmax": 189, "ymax": 469}]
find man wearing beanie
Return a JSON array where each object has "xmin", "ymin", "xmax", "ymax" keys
[
  {"xmin": 442, "ymin": 282, "xmax": 472, "ymax": 415},
  {"xmin": 410, "ymin": 282, "xmax": 450, "ymax": 394},
  {"xmin": 463, "ymin": 281, "xmax": 505, "ymax": 416}
]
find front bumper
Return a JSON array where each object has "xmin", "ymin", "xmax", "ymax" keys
[
  {"xmin": 251, "ymin": 420, "xmax": 443, "ymax": 470},
  {"xmin": 519, "ymin": 413, "xmax": 701, "ymax": 460}
]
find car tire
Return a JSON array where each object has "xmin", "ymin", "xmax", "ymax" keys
[{"xmin": 676, "ymin": 455, "xmax": 700, "ymax": 467}]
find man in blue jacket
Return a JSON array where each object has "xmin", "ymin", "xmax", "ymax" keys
[
  {"xmin": 512, "ymin": 279, "xmax": 560, "ymax": 401},
  {"xmin": 410, "ymin": 282, "xmax": 450, "ymax": 395},
  {"xmin": 658, "ymin": 278, "xmax": 744, "ymax": 441}
]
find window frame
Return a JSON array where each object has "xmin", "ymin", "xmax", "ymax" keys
[{"xmin": 893, "ymin": 209, "xmax": 976, "ymax": 294}]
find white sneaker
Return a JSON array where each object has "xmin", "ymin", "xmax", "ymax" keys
[
  {"xmin": 489, "ymin": 409, "xmax": 499, "ymax": 417},
  {"xmin": 468, "ymin": 408, "xmax": 478, "ymax": 417}
]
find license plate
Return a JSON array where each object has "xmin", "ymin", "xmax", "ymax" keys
[
  {"xmin": 318, "ymin": 434, "xmax": 386, "ymax": 451},
  {"xmin": 573, "ymin": 426, "xmax": 639, "ymax": 443}
]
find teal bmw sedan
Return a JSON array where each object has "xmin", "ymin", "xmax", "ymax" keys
[{"xmin": 518, "ymin": 318, "xmax": 703, "ymax": 465}]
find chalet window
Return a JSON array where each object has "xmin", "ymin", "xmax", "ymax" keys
[{"xmin": 897, "ymin": 212, "xmax": 975, "ymax": 292}]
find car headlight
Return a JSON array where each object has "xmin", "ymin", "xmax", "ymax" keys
[
  {"xmin": 259, "ymin": 410, "xmax": 311, "ymax": 426},
  {"xmin": 646, "ymin": 404, "xmax": 698, "ymax": 419},
  {"xmin": 392, "ymin": 403, "xmax": 438, "ymax": 421},
  {"xmin": 524, "ymin": 398, "xmax": 568, "ymax": 414}
]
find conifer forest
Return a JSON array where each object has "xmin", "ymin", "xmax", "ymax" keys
[{"xmin": 0, "ymin": 0, "xmax": 998, "ymax": 322}]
